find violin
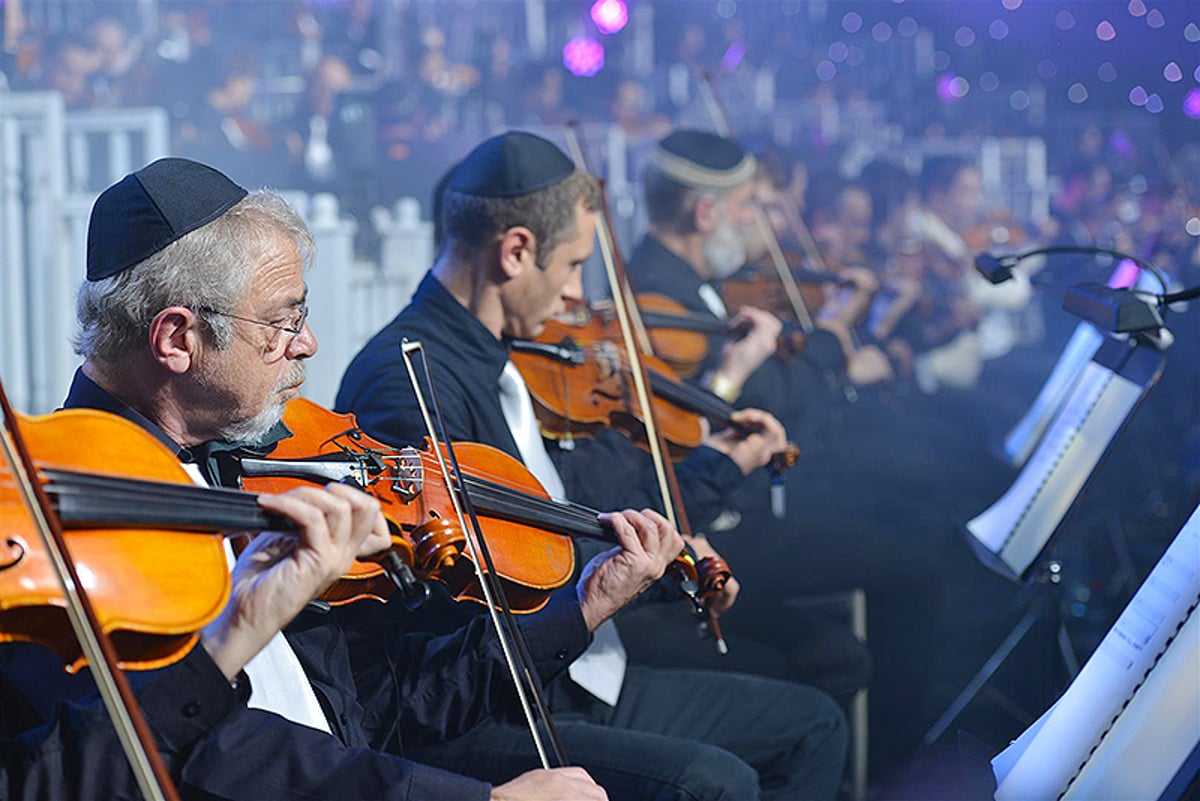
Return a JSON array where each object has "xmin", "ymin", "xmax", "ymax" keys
[
  {"xmin": 238, "ymin": 398, "xmax": 619, "ymax": 613},
  {"xmin": 510, "ymin": 327, "xmax": 800, "ymax": 474},
  {"xmin": 557, "ymin": 293, "xmax": 807, "ymax": 379},
  {"xmin": 721, "ymin": 261, "xmax": 835, "ymax": 327},
  {"xmin": 0, "ymin": 407, "xmax": 296, "ymax": 672}
]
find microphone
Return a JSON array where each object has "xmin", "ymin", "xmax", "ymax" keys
[
  {"xmin": 972, "ymin": 245, "xmax": 1168, "ymax": 291},
  {"xmin": 973, "ymin": 253, "xmax": 1016, "ymax": 285}
]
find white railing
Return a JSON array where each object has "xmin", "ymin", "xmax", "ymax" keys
[{"xmin": 0, "ymin": 91, "xmax": 434, "ymax": 414}]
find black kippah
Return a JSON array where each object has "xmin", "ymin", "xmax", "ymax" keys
[
  {"xmin": 448, "ymin": 131, "xmax": 575, "ymax": 198},
  {"xmin": 648, "ymin": 130, "xmax": 757, "ymax": 189},
  {"xmin": 86, "ymin": 157, "xmax": 248, "ymax": 281}
]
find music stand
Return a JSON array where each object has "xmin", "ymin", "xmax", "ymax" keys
[
  {"xmin": 924, "ymin": 335, "xmax": 1167, "ymax": 745},
  {"xmin": 990, "ymin": 501, "xmax": 1200, "ymax": 800}
]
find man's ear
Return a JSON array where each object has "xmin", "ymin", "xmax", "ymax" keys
[
  {"xmin": 148, "ymin": 307, "xmax": 201, "ymax": 374},
  {"xmin": 694, "ymin": 194, "xmax": 718, "ymax": 235},
  {"xmin": 497, "ymin": 226, "xmax": 536, "ymax": 280}
]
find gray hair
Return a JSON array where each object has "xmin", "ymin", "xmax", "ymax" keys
[{"xmin": 74, "ymin": 189, "xmax": 312, "ymax": 362}]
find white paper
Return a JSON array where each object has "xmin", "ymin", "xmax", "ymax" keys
[{"xmin": 993, "ymin": 504, "xmax": 1200, "ymax": 799}]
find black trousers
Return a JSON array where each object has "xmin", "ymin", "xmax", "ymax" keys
[{"xmin": 409, "ymin": 665, "xmax": 848, "ymax": 801}]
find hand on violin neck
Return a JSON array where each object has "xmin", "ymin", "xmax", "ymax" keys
[
  {"xmin": 704, "ymin": 408, "xmax": 788, "ymax": 475},
  {"xmin": 719, "ymin": 306, "xmax": 782, "ymax": 386},
  {"xmin": 200, "ymin": 484, "xmax": 389, "ymax": 680},
  {"xmin": 576, "ymin": 509, "xmax": 685, "ymax": 631}
]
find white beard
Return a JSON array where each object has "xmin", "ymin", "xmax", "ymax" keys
[
  {"xmin": 703, "ymin": 219, "xmax": 748, "ymax": 280},
  {"xmin": 215, "ymin": 361, "xmax": 305, "ymax": 444}
]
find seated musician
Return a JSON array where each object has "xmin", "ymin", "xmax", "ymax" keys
[
  {"xmin": 2, "ymin": 156, "xmax": 686, "ymax": 800},
  {"xmin": 337, "ymin": 131, "xmax": 848, "ymax": 801}
]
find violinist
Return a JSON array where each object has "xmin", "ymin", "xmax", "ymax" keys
[
  {"xmin": 336, "ymin": 131, "xmax": 848, "ymax": 801},
  {"xmin": 4, "ymin": 157, "xmax": 683, "ymax": 800}
]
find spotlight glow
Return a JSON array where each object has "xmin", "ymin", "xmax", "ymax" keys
[
  {"xmin": 1184, "ymin": 89, "xmax": 1200, "ymax": 120},
  {"xmin": 562, "ymin": 36, "xmax": 605, "ymax": 77},
  {"xmin": 590, "ymin": 0, "xmax": 628, "ymax": 35},
  {"xmin": 936, "ymin": 73, "xmax": 969, "ymax": 101}
]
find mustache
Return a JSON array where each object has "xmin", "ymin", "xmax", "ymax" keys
[{"xmin": 279, "ymin": 361, "xmax": 306, "ymax": 391}]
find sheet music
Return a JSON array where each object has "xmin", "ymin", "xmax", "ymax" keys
[
  {"xmin": 967, "ymin": 355, "xmax": 1145, "ymax": 577},
  {"xmin": 993, "ymin": 504, "xmax": 1200, "ymax": 800},
  {"xmin": 1002, "ymin": 323, "xmax": 1104, "ymax": 468},
  {"xmin": 1001, "ymin": 266, "xmax": 1154, "ymax": 469}
]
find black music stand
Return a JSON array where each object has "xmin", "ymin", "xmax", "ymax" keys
[{"xmin": 924, "ymin": 335, "xmax": 1167, "ymax": 745}]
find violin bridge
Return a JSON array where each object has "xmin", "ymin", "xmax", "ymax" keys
[{"xmin": 387, "ymin": 448, "xmax": 424, "ymax": 502}]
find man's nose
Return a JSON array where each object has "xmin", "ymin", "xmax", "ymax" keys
[{"xmin": 288, "ymin": 322, "xmax": 319, "ymax": 357}]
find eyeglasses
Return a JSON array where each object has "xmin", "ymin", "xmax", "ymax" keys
[{"xmin": 200, "ymin": 303, "xmax": 309, "ymax": 358}]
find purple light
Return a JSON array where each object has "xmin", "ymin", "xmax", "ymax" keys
[
  {"xmin": 1146, "ymin": 9, "xmax": 1165, "ymax": 28},
  {"xmin": 1127, "ymin": 0, "xmax": 1147, "ymax": 17},
  {"xmin": 936, "ymin": 73, "xmax": 968, "ymax": 102},
  {"xmin": 1129, "ymin": 85, "xmax": 1148, "ymax": 105},
  {"xmin": 828, "ymin": 41, "xmax": 849, "ymax": 63},
  {"xmin": 1096, "ymin": 20, "xmax": 1117, "ymax": 41},
  {"xmin": 1165, "ymin": 62, "xmax": 1183, "ymax": 82},
  {"xmin": 871, "ymin": 22, "xmax": 893, "ymax": 42},
  {"xmin": 1108, "ymin": 260, "xmax": 1141, "ymax": 289},
  {"xmin": 816, "ymin": 60, "xmax": 837, "ymax": 82},
  {"xmin": 1109, "ymin": 131, "xmax": 1135, "ymax": 158},
  {"xmin": 562, "ymin": 36, "xmax": 605, "ymax": 77},
  {"xmin": 1145, "ymin": 93, "xmax": 1164, "ymax": 113},
  {"xmin": 1002, "ymin": 0, "xmax": 1022, "ymax": 9},
  {"xmin": 590, "ymin": 0, "xmax": 628, "ymax": 35},
  {"xmin": 1182, "ymin": 89, "xmax": 1200, "ymax": 118},
  {"xmin": 897, "ymin": 17, "xmax": 919, "ymax": 37},
  {"xmin": 720, "ymin": 41, "xmax": 746, "ymax": 71},
  {"xmin": 842, "ymin": 12, "xmax": 863, "ymax": 33}
]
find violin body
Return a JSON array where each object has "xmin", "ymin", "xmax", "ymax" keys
[
  {"xmin": 513, "ymin": 324, "xmax": 703, "ymax": 459},
  {"xmin": 722, "ymin": 262, "xmax": 828, "ymax": 325},
  {"xmin": 240, "ymin": 399, "xmax": 576, "ymax": 613},
  {"xmin": 1, "ymin": 409, "xmax": 231, "ymax": 671}
]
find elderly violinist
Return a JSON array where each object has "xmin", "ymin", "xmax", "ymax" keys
[
  {"xmin": 1, "ymin": 156, "xmax": 688, "ymax": 800},
  {"xmin": 337, "ymin": 131, "xmax": 848, "ymax": 801}
]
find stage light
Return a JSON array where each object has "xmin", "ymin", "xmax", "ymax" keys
[
  {"xmin": 590, "ymin": 0, "xmax": 628, "ymax": 35},
  {"xmin": 1184, "ymin": 89, "xmax": 1200, "ymax": 120},
  {"xmin": 563, "ymin": 36, "xmax": 605, "ymax": 77}
]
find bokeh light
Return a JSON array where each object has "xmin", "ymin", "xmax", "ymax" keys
[
  {"xmin": 1185, "ymin": 23, "xmax": 1200, "ymax": 43},
  {"xmin": 955, "ymin": 27, "xmax": 976, "ymax": 47},
  {"xmin": 989, "ymin": 20, "xmax": 1010, "ymax": 41},
  {"xmin": 1068, "ymin": 83, "xmax": 1089, "ymax": 103},
  {"xmin": 847, "ymin": 46, "xmax": 866, "ymax": 67},
  {"xmin": 872, "ymin": 22, "xmax": 894, "ymax": 42},
  {"xmin": 1127, "ymin": 0, "xmax": 1147, "ymax": 17},
  {"xmin": 897, "ymin": 17, "xmax": 919, "ymax": 37},
  {"xmin": 1009, "ymin": 90, "xmax": 1030, "ymax": 111},
  {"xmin": 936, "ymin": 73, "xmax": 969, "ymax": 101},
  {"xmin": 1185, "ymin": 216, "xmax": 1200, "ymax": 236},
  {"xmin": 1096, "ymin": 21, "xmax": 1117, "ymax": 41},
  {"xmin": 842, "ymin": 12, "xmax": 863, "ymax": 34},
  {"xmin": 1037, "ymin": 60, "xmax": 1057, "ymax": 80},
  {"xmin": 716, "ymin": 0, "xmax": 736, "ymax": 19},
  {"xmin": 562, "ymin": 36, "xmax": 605, "ymax": 77},
  {"xmin": 1001, "ymin": 0, "xmax": 1022, "ymax": 10},
  {"xmin": 829, "ymin": 41, "xmax": 850, "ymax": 63},
  {"xmin": 1098, "ymin": 62, "xmax": 1118, "ymax": 82},
  {"xmin": 590, "ymin": 0, "xmax": 628, "ymax": 35},
  {"xmin": 932, "ymin": 50, "xmax": 950, "ymax": 70},
  {"xmin": 1164, "ymin": 62, "xmax": 1183, "ymax": 82},
  {"xmin": 1129, "ymin": 85, "xmax": 1148, "ymax": 106},
  {"xmin": 1145, "ymin": 93, "xmax": 1164, "ymax": 113},
  {"xmin": 1055, "ymin": 10, "xmax": 1076, "ymax": 30},
  {"xmin": 816, "ymin": 60, "xmax": 837, "ymax": 82},
  {"xmin": 1146, "ymin": 9, "xmax": 1165, "ymax": 29},
  {"xmin": 980, "ymin": 72, "xmax": 1000, "ymax": 92},
  {"xmin": 1184, "ymin": 89, "xmax": 1200, "ymax": 120}
]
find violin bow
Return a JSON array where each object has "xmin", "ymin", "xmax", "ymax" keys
[
  {"xmin": 0, "ymin": 380, "xmax": 181, "ymax": 801},
  {"xmin": 695, "ymin": 70, "xmax": 818, "ymax": 334},
  {"xmin": 563, "ymin": 123, "xmax": 731, "ymax": 653},
  {"xmin": 399, "ymin": 341, "xmax": 569, "ymax": 768}
]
